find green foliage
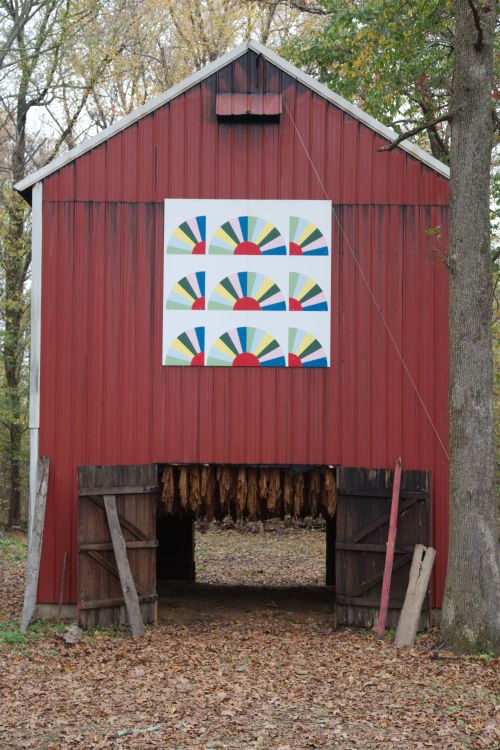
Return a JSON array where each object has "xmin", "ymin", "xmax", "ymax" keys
[
  {"xmin": 283, "ymin": 0, "xmax": 453, "ymax": 155},
  {"xmin": 0, "ymin": 619, "xmax": 65, "ymax": 648},
  {"xmin": 84, "ymin": 624, "xmax": 131, "ymax": 641},
  {"xmin": 470, "ymin": 651, "xmax": 496, "ymax": 664},
  {"xmin": 0, "ymin": 622, "xmax": 28, "ymax": 646},
  {"xmin": 0, "ymin": 188, "xmax": 31, "ymax": 526},
  {"xmin": 0, "ymin": 532, "xmax": 27, "ymax": 565},
  {"xmin": 0, "ymin": 191, "xmax": 31, "ymax": 369}
]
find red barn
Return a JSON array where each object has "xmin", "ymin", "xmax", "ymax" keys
[{"xmin": 16, "ymin": 41, "xmax": 449, "ymax": 624}]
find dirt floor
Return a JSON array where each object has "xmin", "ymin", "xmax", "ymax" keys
[
  {"xmin": 0, "ymin": 527, "xmax": 498, "ymax": 750},
  {"xmin": 196, "ymin": 522, "xmax": 327, "ymax": 586}
]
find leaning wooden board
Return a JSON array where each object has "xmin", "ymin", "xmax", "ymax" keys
[{"xmin": 77, "ymin": 464, "xmax": 158, "ymax": 629}]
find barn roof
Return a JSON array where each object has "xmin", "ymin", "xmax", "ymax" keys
[{"xmin": 15, "ymin": 39, "xmax": 449, "ymax": 195}]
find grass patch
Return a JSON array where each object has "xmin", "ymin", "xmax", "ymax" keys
[
  {"xmin": 0, "ymin": 533, "xmax": 27, "ymax": 566},
  {"xmin": 0, "ymin": 618, "xmax": 133, "ymax": 651},
  {"xmin": 0, "ymin": 618, "xmax": 65, "ymax": 648},
  {"xmin": 84, "ymin": 623, "xmax": 131, "ymax": 641},
  {"xmin": 469, "ymin": 651, "xmax": 496, "ymax": 664}
]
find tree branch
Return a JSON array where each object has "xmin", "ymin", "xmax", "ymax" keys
[
  {"xmin": 378, "ymin": 114, "xmax": 452, "ymax": 152},
  {"xmin": 285, "ymin": 0, "xmax": 335, "ymax": 14},
  {"xmin": 418, "ymin": 98, "xmax": 450, "ymax": 159},
  {"xmin": 466, "ymin": 0, "xmax": 483, "ymax": 51},
  {"xmin": 251, "ymin": 0, "xmax": 335, "ymax": 15}
]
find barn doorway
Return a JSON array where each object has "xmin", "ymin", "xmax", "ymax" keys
[
  {"xmin": 155, "ymin": 464, "xmax": 336, "ymax": 626},
  {"xmin": 76, "ymin": 463, "xmax": 430, "ymax": 630}
]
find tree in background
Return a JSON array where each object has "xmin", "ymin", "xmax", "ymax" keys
[
  {"xmin": 0, "ymin": 0, "xmax": 68, "ymax": 527},
  {"xmin": 74, "ymin": 0, "xmax": 314, "ymax": 131},
  {"xmin": 283, "ymin": 0, "xmax": 454, "ymax": 159}
]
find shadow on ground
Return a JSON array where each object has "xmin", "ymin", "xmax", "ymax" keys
[{"xmin": 157, "ymin": 581, "xmax": 336, "ymax": 627}]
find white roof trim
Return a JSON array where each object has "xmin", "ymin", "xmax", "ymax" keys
[{"xmin": 15, "ymin": 40, "xmax": 449, "ymax": 193}]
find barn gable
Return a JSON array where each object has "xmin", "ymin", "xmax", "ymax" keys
[{"xmin": 16, "ymin": 40, "xmax": 449, "ymax": 199}]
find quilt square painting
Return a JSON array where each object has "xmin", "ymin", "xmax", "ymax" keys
[{"xmin": 163, "ymin": 200, "xmax": 332, "ymax": 368}]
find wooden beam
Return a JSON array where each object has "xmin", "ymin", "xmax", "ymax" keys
[
  {"xmin": 80, "ymin": 540, "xmax": 158, "ymax": 551},
  {"xmin": 79, "ymin": 485, "xmax": 158, "ymax": 496},
  {"xmin": 351, "ymin": 553, "xmax": 413, "ymax": 597},
  {"xmin": 79, "ymin": 594, "xmax": 157, "ymax": 611},
  {"xmin": 325, "ymin": 516, "xmax": 335, "ymax": 586},
  {"xmin": 350, "ymin": 497, "xmax": 419, "ymax": 544},
  {"xmin": 336, "ymin": 542, "xmax": 413, "ymax": 553},
  {"xmin": 83, "ymin": 550, "xmax": 149, "ymax": 597},
  {"xmin": 103, "ymin": 495, "xmax": 144, "ymax": 637},
  {"xmin": 394, "ymin": 545, "xmax": 436, "ymax": 647},
  {"xmin": 337, "ymin": 488, "xmax": 427, "ymax": 499},
  {"xmin": 376, "ymin": 458, "xmax": 402, "ymax": 640},
  {"xmin": 21, "ymin": 457, "xmax": 50, "ymax": 632},
  {"xmin": 87, "ymin": 495, "xmax": 148, "ymax": 541},
  {"xmin": 57, "ymin": 551, "xmax": 69, "ymax": 622},
  {"xmin": 336, "ymin": 595, "xmax": 405, "ymax": 608}
]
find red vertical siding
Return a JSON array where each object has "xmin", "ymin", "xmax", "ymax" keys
[{"xmin": 37, "ymin": 51, "xmax": 450, "ymax": 606}]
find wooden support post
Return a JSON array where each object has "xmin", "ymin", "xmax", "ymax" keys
[
  {"xmin": 57, "ymin": 551, "xmax": 69, "ymax": 622},
  {"xmin": 376, "ymin": 457, "xmax": 402, "ymax": 640},
  {"xmin": 21, "ymin": 457, "xmax": 50, "ymax": 632},
  {"xmin": 394, "ymin": 544, "xmax": 436, "ymax": 646},
  {"xmin": 103, "ymin": 495, "xmax": 145, "ymax": 637},
  {"xmin": 325, "ymin": 516, "xmax": 336, "ymax": 586}
]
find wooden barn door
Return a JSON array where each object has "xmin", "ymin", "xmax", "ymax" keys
[
  {"xmin": 77, "ymin": 464, "xmax": 159, "ymax": 628},
  {"xmin": 336, "ymin": 466, "xmax": 430, "ymax": 629}
]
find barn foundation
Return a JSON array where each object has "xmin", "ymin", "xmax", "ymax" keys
[{"xmin": 325, "ymin": 517, "xmax": 336, "ymax": 586}]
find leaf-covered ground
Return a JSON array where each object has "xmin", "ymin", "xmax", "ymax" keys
[
  {"xmin": 0, "ymin": 529, "xmax": 498, "ymax": 750},
  {"xmin": 196, "ymin": 523, "xmax": 326, "ymax": 586}
]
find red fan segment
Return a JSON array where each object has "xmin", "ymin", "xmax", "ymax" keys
[
  {"xmin": 234, "ymin": 297, "xmax": 261, "ymax": 311},
  {"xmin": 233, "ymin": 352, "xmax": 260, "ymax": 367},
  {"xmin": 235, "ymin": 241, "xmax": 261, "ymax": 255},
  {"xmin": 192, "ymin": 297, "xmax": 205, "ymax": 310},
  {"xmin": 289, "ymin": 242, "xmax": 303, "ymax": 256},
  {"xmin": 191, "ymin": 352, "xmax": 205, "ymax": 366},
  {"xmin": 288, "ymin": 353, "xmax": 303, "ymax": 367}
]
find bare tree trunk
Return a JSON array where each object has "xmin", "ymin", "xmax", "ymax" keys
[
  {"xmin": 259, "ymin": 0, "xmax": 279, "ymax": 45},
  {"xmin": 4, "ymin": 203, "xmax": 27, "ymax": 528},
  {"xmin": 3, "ymin": 77, "xmax": 30, "ymax": 528},
  {"xmin": 442, "ymin": 0, "xmax": 500, "ymax": 654},
  {"xmin": 4, "ymin": 195, "xmax": 26, "ymax": 527}
]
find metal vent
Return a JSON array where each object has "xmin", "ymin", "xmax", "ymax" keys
[{"xmin": 216, "ymin": 93, "xmax": 282, "ymax": 120}]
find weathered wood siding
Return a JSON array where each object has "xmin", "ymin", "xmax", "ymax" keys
[{"xmin": 77, "ymin": 465, "xmax": 158, "ymax": 627}]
